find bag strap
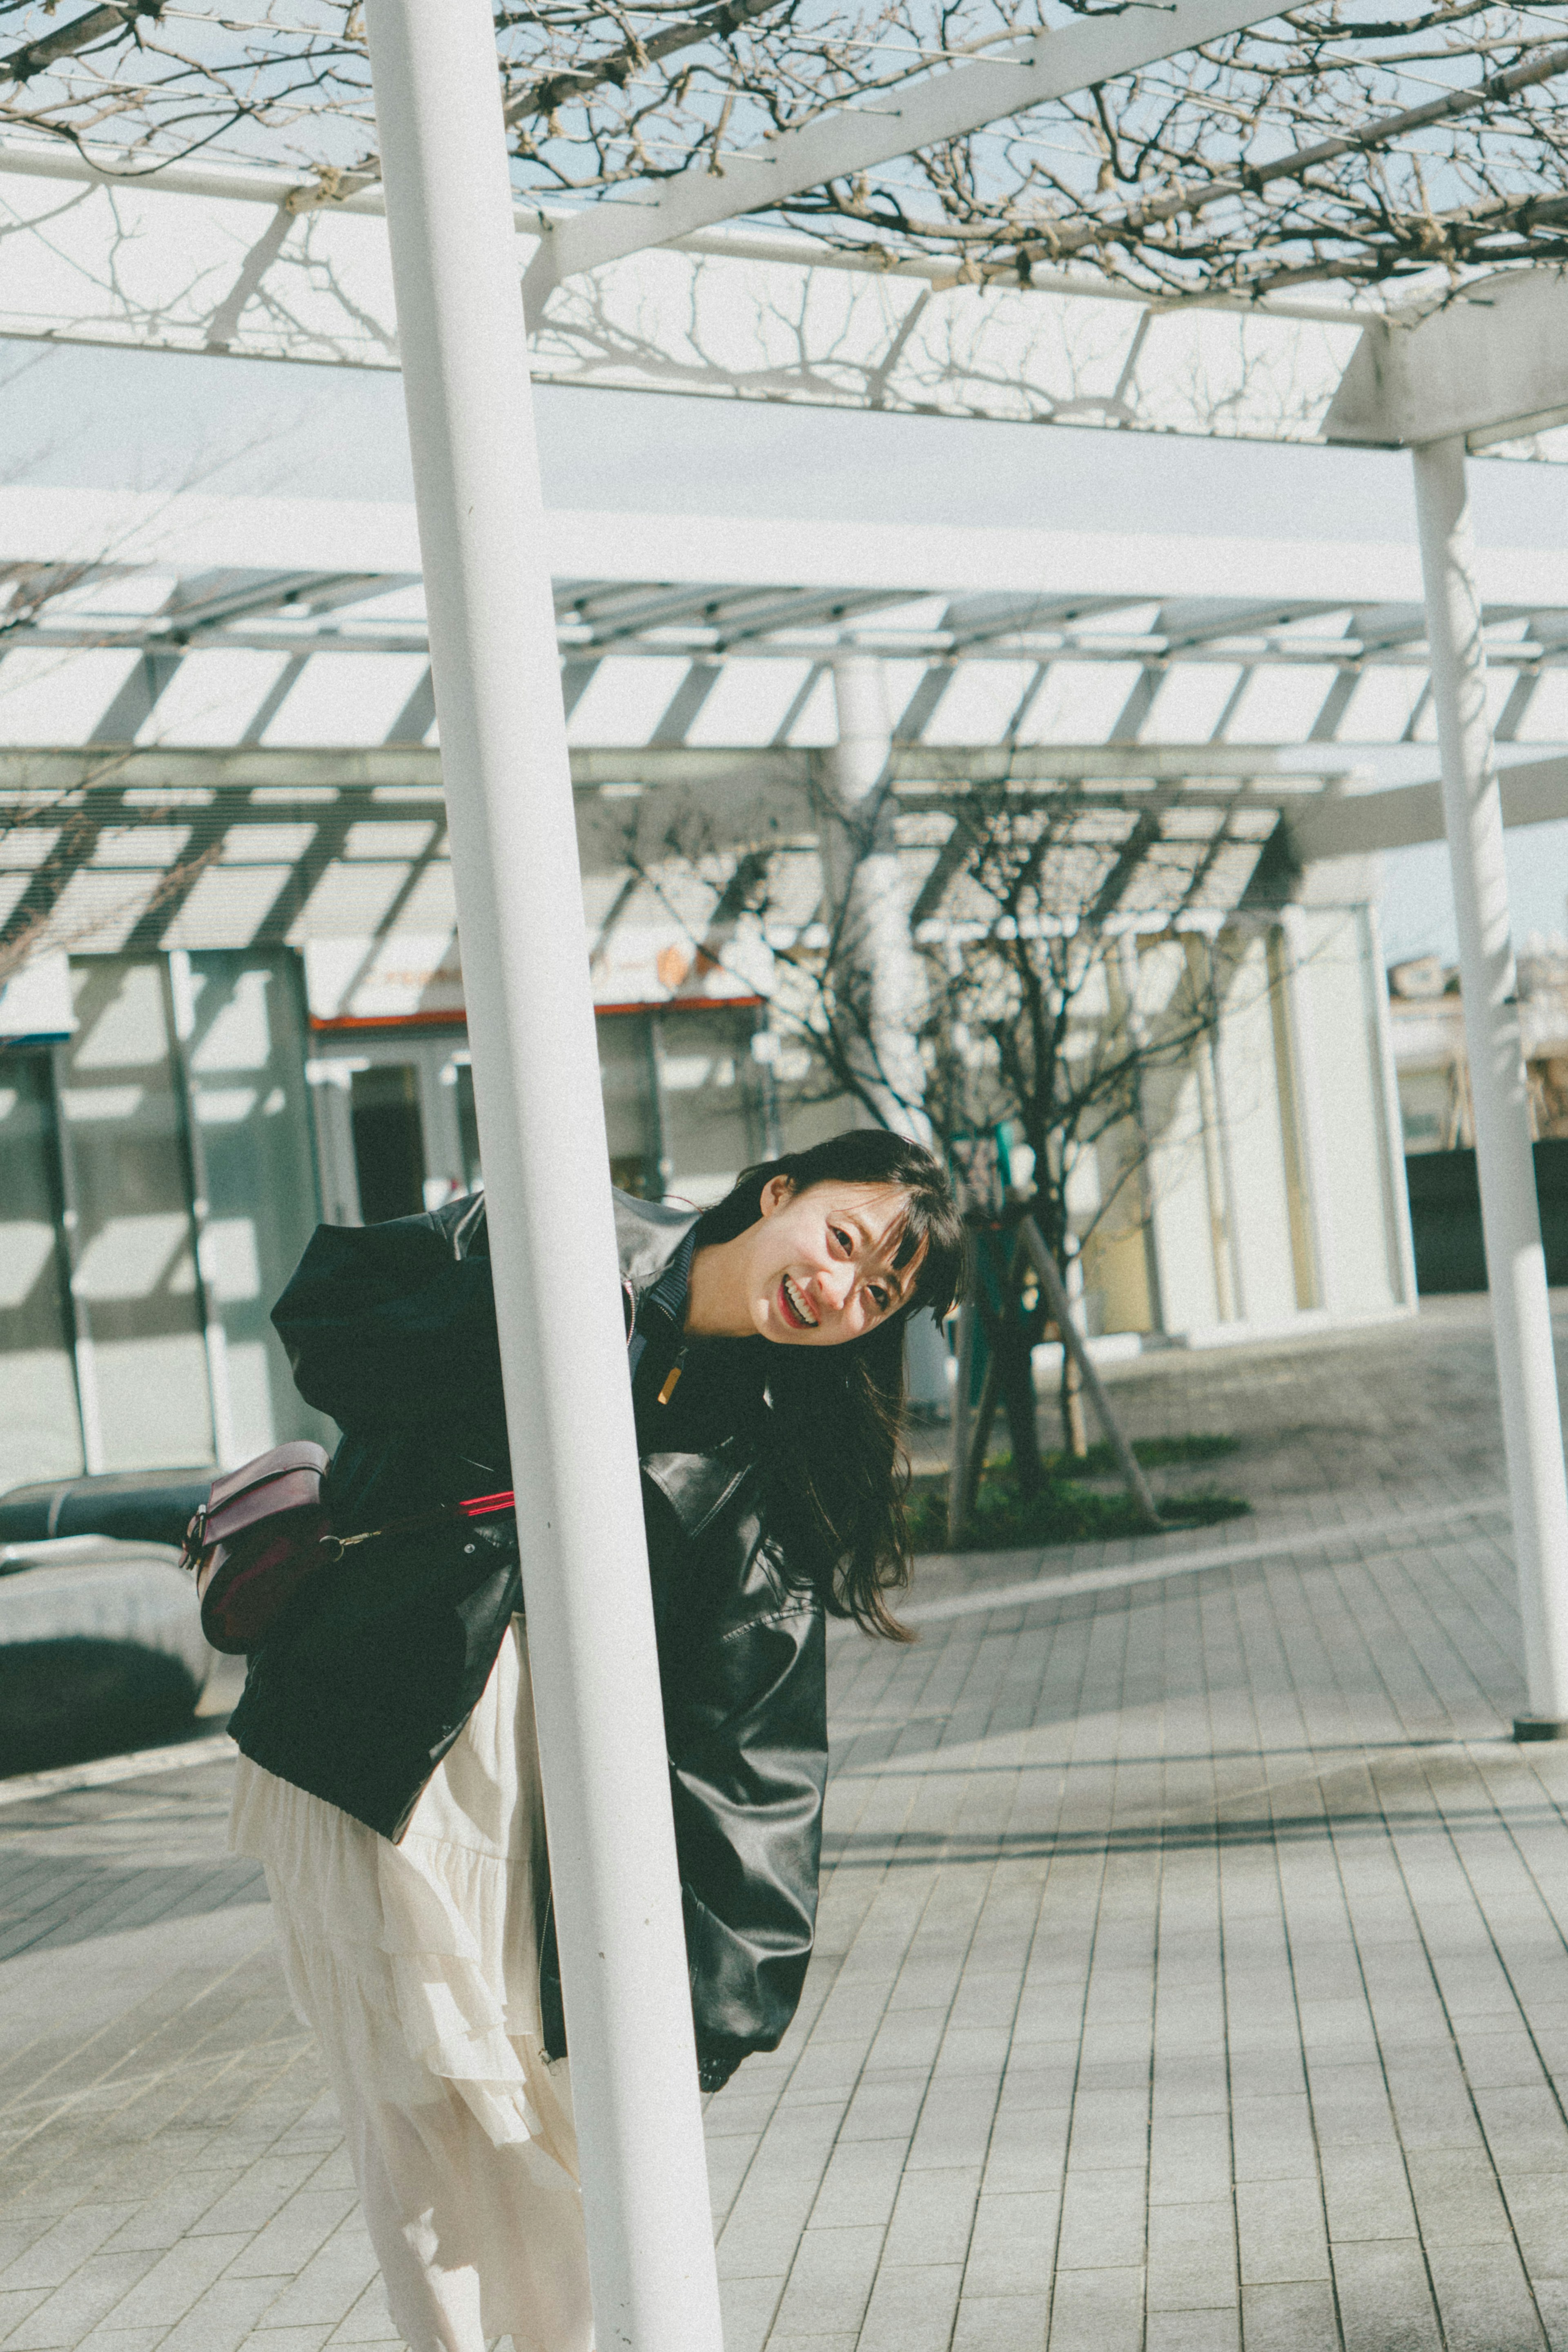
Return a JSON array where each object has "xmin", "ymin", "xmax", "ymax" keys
[{"xmin": 319, "ymin": 1486, "xmax": 517, "ymax": 1563}]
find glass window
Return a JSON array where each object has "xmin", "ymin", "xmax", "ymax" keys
[
  {"xmin": 655, "ymin": 1009, "xmax": 764, "ymax": 1208},
  {"xmin": 0, "ymin": 1050, "xmax": 82, "ymax": 1488},
  {"xmin": 454, "ymin": 1057, "xmax": 483, "ymax": 1193},
  {"xmin": 60, "ymin": 960, "xmax": 214, "ymax": 1472},
  {"xmin": 597, "ymin": 1012, "xmax": 660, "ymax": 1197},
  {"xmin": 186, "ymin": 952, "xmax": 331, "ymax": 1458},
  {"xmin": 350, "ymin": 1062, "xmax": 426, "ymax": 1224}
]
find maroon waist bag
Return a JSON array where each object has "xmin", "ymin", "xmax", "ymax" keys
[
  {"xmin": 183, "ymin": 1442, "xmax": 517, "ymax": 1657},
  {"xmin": 184, "ymin": 1442, "xmax": 334, "ymax": 1656}
]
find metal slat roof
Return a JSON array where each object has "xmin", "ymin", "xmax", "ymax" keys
[{"xmin": 0, "ymin": 488, "xmax": 1561, "ymax": 1023}]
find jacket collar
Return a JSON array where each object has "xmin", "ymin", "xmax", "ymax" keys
[
  {"xmin": 612, "ymin": 1188, "xmax": 702, "ymax": 1294},
  {"xmin": 431, "ymin": 1186, "xmax": 699, "ymax": 1293},
  {"xmin": 619, "ymin": 1193, "xmax": 757, "ymax": 1536}
]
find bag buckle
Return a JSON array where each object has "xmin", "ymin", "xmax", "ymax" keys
[
  {"xmin": 180, "ymin": 1503, "xmax": 209, "ymax": 1572},
  {"xmin": 317, "ymin": 1527, "xmax": 377, "ymax": 1565}
]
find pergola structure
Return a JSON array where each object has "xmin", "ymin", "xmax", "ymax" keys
[
  {"xmin": 0, "ymin": 2, "xmax": 1567, "ymax": 2340},
  {"xmin": 0, "ymin": 1, "xmax": 1556, "ymax": 446},
  {"xmin": 2, "ymin": 486, "xmax": 1567, "ymax": 1001}
]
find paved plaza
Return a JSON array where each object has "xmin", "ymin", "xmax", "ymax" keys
[{"xmin": 4, "ymin": 1295, "xmax": 1568, "ymax": 2351}]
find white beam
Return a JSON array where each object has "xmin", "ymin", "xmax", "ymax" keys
[
  {"xmin": 1288, "ymin": 754, "xmax": 1568, "ymax": 861},
  {"xmin": 0, "ymin": 128, "xmax": 1356, "ymax": 326},
  {"xmin": 521, "ymin": 0, "xmax": 1297, "ymax": 306},
  {"xmin": 1325, "ymin": 270, "xmax": 1568, "ymax": 451},
  {"xmin": 2, "ymin": 483, "xmax": 1564, "ymax": 612}
]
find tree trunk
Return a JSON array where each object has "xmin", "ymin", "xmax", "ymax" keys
[
  {"xmin": 997, "ymin": 1325, "xmax": 1043, "ymax": 1495},
  {"xmin": 1060, "ymin": 1348, "xmax": 1088, "ymax": 1460}
]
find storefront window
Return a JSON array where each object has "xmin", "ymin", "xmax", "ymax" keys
[
  {"xmin": 454, "ymin": 1057, "xmax": 483, "ymax": 1193},
  {"xmin": 654, "ymin": 1008, "xmax": 766, "ymax": 1208},
  {"xmin": 597, "ymin": 1012, "xmax": 662, "ymax": 1198},
  {"xmin": 185, "ymin": 952, "xmax": 330, "ymax": 1458},
  {"xmin": 0, "ymin": 1051, "xmax": 82, "ymax": 1489},
  {"xmin": 350, "ymin": 1062, "xmax": 427, "ymax": 1223}
]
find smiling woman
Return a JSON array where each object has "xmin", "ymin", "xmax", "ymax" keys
[
  {"xmin": 223, "ymin": 1120, "xmax": 964, "ymax": 2352},
  {"xmin": 682, "ymin": 1128, "xmax": 967, "ymax": 1636}
]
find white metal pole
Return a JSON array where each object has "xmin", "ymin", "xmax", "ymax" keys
[
  {"xmin": 363, "ymin": 7, "xmax": 725, "ymax": 2344},
  {"xmin": 827, "ymin": 655, "xmax": 951, "ymax": 1411},
  {"xmin": 1362, "ymin": 899, "xmax": 1421, "ymax": 1313},
  {"xmin": 1276, "ymin": 907, "xmax": 1335, "ymax": 1315},
  {"xmin": 1413, "ymin": 433, "xmax": 1568, "ymax": 1738},
  {"xmin": 829, "ymin": 656, "xmax": 930, "ymax": 1138}
]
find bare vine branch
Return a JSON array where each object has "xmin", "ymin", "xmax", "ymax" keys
[{"xmin": 0, "ymin": 2, "xmax": 1559, "ymax": 306}]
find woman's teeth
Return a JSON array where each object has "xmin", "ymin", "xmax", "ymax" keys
[{"xmin": 783, "ymin": 1275, "xmax": 818, "ymax": 1328}]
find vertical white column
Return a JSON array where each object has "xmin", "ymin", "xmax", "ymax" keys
[
  {"xmin": 1414, "ymin": 433, "xmax": 1568, "ymax": 1737},
  {"xmin": 1362, "ymin": 899, "xmax": 1421, "ymax": 1311},
  {"xmin": 364, "ymin": 7, "xmax": 725, "ymax": 2345},
  {"xmin": 1275, "ymin": 908, "xmax": 1333, "ymax": 1313},
  {"xmin": 167, "ymin": 947, "xmax": 241, "ymax": 1466},
  {"xmin": 828, "ymin": 656, "xmax": 949, "ymax": 1410},
  {"xmin": 829, "ymin": 656, "xmax": 929, "ymax": 1136}
]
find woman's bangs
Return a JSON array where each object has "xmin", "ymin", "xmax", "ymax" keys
[{"xmin": 895, "ymin": 1194, "xmax": 965, "ymax": 1323}]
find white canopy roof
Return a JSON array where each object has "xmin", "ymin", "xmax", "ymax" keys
[{"xmin": 0, "ymin": 476, "xmax": 1562, "ymax": 1023}]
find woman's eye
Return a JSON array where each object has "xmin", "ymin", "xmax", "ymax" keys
[{"xmin": 831, "ymin": 1228, "xmax": 850, "ymax": 1252}]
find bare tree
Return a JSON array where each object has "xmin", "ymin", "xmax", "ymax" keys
[
  {"xmin": 0, "ymin": 2, "xmax": 1562, "ymax": 314},
  {"xmin": 623, "ymin": 771, "xmax": 1279, "ymax": 1481},
  {"xmin": 809, "ymin": 785, "xmax": 1252, "ymax": 1475}
]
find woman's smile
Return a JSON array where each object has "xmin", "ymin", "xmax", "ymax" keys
[{"xmin": 778, "ymin": 1274, "xmax": 819, "ymax": 1330}]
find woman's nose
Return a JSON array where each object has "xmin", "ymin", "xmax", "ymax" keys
[{"xmin": 820, "ymin": 1263, "xmax": 854, "ymax": 1311}]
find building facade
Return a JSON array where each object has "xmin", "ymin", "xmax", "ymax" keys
[{"xmin": 0, "ymin": 890, "xmax": 1415, "ymax": 1492}]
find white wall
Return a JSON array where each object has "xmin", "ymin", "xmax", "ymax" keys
[{"xmin": 1135, "ymin": 910, "xmax": 1412, "ymax": 1344}]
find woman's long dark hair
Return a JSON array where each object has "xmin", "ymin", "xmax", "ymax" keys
[{"xmin": 694, "ymin": 1129, "xmax": 966, "ymax": 1641}]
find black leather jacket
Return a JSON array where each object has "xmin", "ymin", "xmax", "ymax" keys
[{"xmin": 228, "ymin": 1190, "xmax": 826, "ymax": 2085}]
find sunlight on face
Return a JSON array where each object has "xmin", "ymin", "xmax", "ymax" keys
[{"xmin": 739, "ymin": 1177, "xmax": 926, "ymax": 1347}]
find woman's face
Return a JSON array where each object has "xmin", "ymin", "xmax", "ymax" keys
[{"xmin": 739, "ymin": 1177, "xmax": 925, "ymax": 1347}]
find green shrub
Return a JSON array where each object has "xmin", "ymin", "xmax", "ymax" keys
[{"xmin": 909, "ymin": 1440, "xmax": 1249, "ymax": 1555}]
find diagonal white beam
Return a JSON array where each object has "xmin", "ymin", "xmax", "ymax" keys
[
  {"xmin": 1286, "ymin": 753, "xmax": 1568, "ymax": 861},
  {"xmin": 522, "ymin": 0, "xmax": 1290, "ymax": 307}
]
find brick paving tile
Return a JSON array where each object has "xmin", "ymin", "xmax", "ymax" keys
[
  {"xmin": 234, "ymin": 2331, "xmax": 335, "ymax": 2352},
  {"xmin": 11, "ymin": 1298, "xmax": 1568, "ymax": 2345},
  {"xmin": 321, "ymin": 2279, "xmax": 401, "ymax": 2347},
  {"xmin": 1146, "ymin": 2312, "xmax": 1242, "ymax": 2352},
  {"xmin": 853, "ymin": 2261, "xmax": 963, "ymax": 2352},
  {"xmin": 1331, "ymin": 2238, "xmax": 1443, "ymax": 2352},
  {"xmin": 717, "ymin": 2273, "xmax": 786, "ymax": 2352},
  {"xmin": 256, "ymin": 2219, "xmax": 381, "ymax": 2334},
  {"xmin": 69, "ymin": 2331, "xmax": 167, "ymax": 2352}
]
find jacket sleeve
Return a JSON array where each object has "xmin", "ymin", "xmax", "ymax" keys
[
  {"xmin": 664, "ymin": 1598, "xmax": 827, "ymax": 2059},
  {"xmin": 271, "ymin": 1217, "xmax": 506, "ymax": 1432}
]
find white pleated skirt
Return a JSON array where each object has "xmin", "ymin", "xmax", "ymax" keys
[{"xmin": 229, "ymin": 1618, "xmax": 594, "ymax": 2352}]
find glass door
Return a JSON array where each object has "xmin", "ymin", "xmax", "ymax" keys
[{"xmin": 308, "ymin": 1034, "xmax": 476, "ymax": 1226}]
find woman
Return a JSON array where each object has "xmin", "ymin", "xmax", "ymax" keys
[{"xmin": 228, "ymin": 1127, "xmax": 964, "ymax": 2352}]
